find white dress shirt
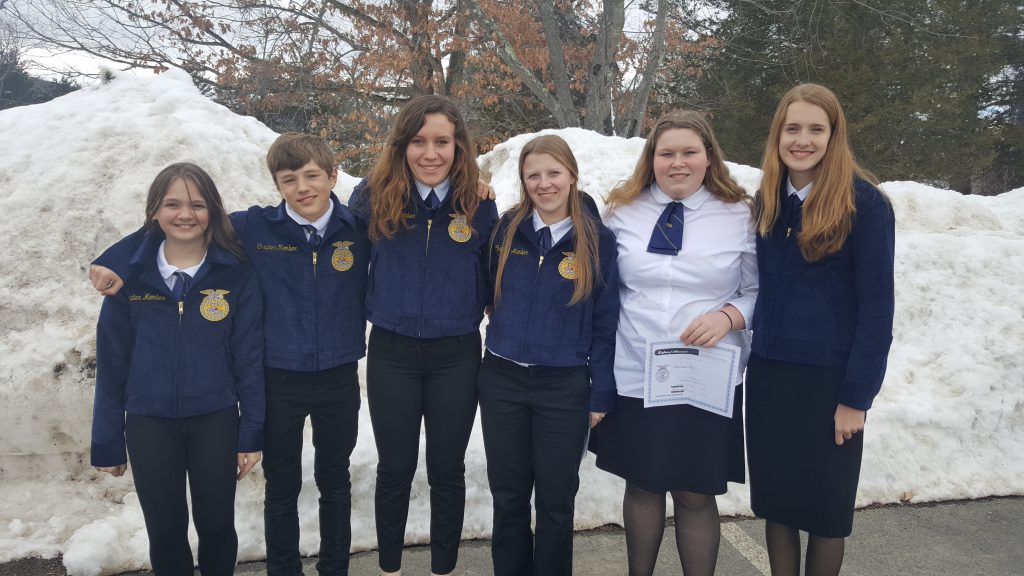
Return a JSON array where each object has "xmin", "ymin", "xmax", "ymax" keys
[
  {"xmin": 605, "ymin": 185, "xmax": 758, "ymax": 397},
  {"xmin": 286, "ymin": 200, "xmax": 334, "ymax": 240},
  {"xmin": 531, "ymin": 211, "xmax": 572, "ymax": 245},
  {"xmin": 414, "ymin": 179, "xmax": 451, "ymax": 204},
  {"xmin": 787, "ymin": 178, "xmax": 812, "ymax": 201},
  {"xmin": 157, "ymin": 241, "xmax": 206, "ymax": 290}
]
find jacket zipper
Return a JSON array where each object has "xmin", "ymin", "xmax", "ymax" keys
[
  {"xmin": 520, "ymin": 248, "xmax": 545, "ymax": 358},
  {"xmin": 175, "ymin": 295, "xmax": 184, "ymax": 417},
  {"xmin": 418, "ymin": 219, "xmax": 433, "ymax": 337}
]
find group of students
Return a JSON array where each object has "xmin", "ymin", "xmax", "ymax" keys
[{"xmin": 88, "ymin": 82, "xmax": 894, "ymax": 576}]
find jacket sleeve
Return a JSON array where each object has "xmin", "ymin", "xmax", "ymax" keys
[
  {"xmin": 840, "ymin": 187, "xmax": 896, "ymax": 410},
  {"xmin": 231, "ymin": 267, "xmax": 266, "ymax": 453},
  {"xmin": 347, "ymin": 178, "xmax": 371, "ymax": 222},
  {"xmin": 589, "ymin": 228, "xmax": 621, "ymax": 413},
  {"xmin": 229, "ymin": 209, "xmax": 249, "ymax": 239},
  {"xmin": 479, "ymin": 201, "xmax": 501, "ymax": 307},
  {"xmin": 726, "ymin": 211, "xmax": 759, "ymax": 327},
  {"xmin": 90, "ymin": 292, "xmax": 134, "ymax": 467},
  {"xmin": 93, "ymin": 227, "xmax": 147, "ymax": 282}
]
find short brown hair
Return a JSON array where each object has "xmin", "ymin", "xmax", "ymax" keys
[{"xmin": 266, "ymin": 132, "xmax": 337, "ymax": 183}]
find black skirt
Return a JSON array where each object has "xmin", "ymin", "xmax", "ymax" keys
[
  {"xmin": 588, "ymin": 387, "xmax": 745, "ymax": 495},
  {"xmin": 745, "ymin": 353, "xmax": 864, "ymax": 538}
]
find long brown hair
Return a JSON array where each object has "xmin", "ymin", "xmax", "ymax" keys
[
  {"xmin": 366, "ymin": 95, "xmax": 481, "ymax": 241},
  {"xmin": 143, "ymin": 163, "xmax": 245, "ymax": 259},
  {"xmin": 492, "ymin": 135, "xmax": 599, "ymax": 306},
  {"xmin": 756, "ymin": 83, "xmax": 880, "ymax": 262},
  {"xmin": 605, "ymin": 110, "xmax": 747, "ymax": 215}
]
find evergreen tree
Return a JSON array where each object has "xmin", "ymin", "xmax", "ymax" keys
[{"xmin": 677, "ymin": 0, "xmax": 1022, "ymax": 194}]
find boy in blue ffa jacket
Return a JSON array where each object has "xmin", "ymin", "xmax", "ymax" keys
[
  {"xmin": 92, "ymin": 163, "xmax": 264, "ymax": 576},
  {"xmin": 478, "ymin": 135, "xmax": 619, "ymax": 576},
  {"xmin": 91, "ymin": 134, "xmax": 369, "ymax": 576}
]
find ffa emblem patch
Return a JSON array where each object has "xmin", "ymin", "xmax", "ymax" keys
[
  {"xmin": 199, "ymin": 289, "xmax": 230, "ymax": 322},
  {"xmin": 558, "ymin": 252, "xmax": 577, "ymax": 280},
  {"xmin": 448, "ymin": 213, "xmax": 472, "ymax": 243},
  {"xmin": 331, "ymin": 241, "xmax": 355, "ymax": 272},
  {"xmin": 655, "ymin": 366, "xmax": 670, "ymax": 383}
]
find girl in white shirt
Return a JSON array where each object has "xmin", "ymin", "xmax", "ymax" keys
[{"xmin": 589, "ymin": 110, "xmax": 757, "ymax": 576}]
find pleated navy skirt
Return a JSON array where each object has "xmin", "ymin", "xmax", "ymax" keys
[
  {"xmin": 588, "ymin": 387, "xmax": 745, "ymax": 495},
  {"xmin": 745, "ymin": 353, "xmax": 864, "ymax": 538}
]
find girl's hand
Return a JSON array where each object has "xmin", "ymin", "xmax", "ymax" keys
[
  {"xmin": 237, "ymin": 451, "xmax": 262, "ymax": 480},
  {"xmin": 96, "ymin": 464, "xmax": 127, "ymax": 477},
  {"xmin": 834, "ymin": 404, "xmax": 866, "ymax": 446},
  {"xmin": 476, "ymin": 179, "xmax": 496, "ymax": 200},
  {"xmin": 89, "ymin": 265, "xmax": 124, "ymax": 296},
  {"xmin": 590, "ymin": 411, "xmax": 606, "ymax": 428},
  {"xmin": 680, "ymin": 311, "xmax": 732, "ymax": 347}
]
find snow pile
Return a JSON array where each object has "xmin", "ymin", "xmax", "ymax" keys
[{"xmin": 0, "ymin": 71, "xmax": 1020, "ymax": 573}]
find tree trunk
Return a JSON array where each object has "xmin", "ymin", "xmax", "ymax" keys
[
  {"xmin": 583, "ymin": 0, "xmax": 624, "ymax": 134},
  {"xmin": 620, "ymin": 0, "xmax": 668, "ymax": 138},
  {"xmin": 463, "ymin": 0, "xmax": 579, "ymax": 127},
  {"xmin": 536, "ymin": 0, "xmax": 579, "ymax": 127}
]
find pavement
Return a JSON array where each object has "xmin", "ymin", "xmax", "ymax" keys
[{"xmin": 4, "ymin": 497, "xmax": 1021, "ymax": 575}]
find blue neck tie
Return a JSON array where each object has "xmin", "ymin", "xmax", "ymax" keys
[
  {"xmin": 537, "ymin": 226, "xmax": 552, "ymax": 255},
  {"xmin": 647, "ymin": 201, "xmax": 684, "ymax": 255},
  {"xmin": 425, "ymin": 189, "xmax": 441, "ymax": 218},
  {"xmin": 426, "ymin": 189, "xmax": 441, "ymax": 210},
  {"xmin": 785, "ymin": 192, "xmax": 803, "ymax": 228},
  {"xmin": 303, "ymin": 224, "xmax": 322, "ymax": 251},
  {"xmin": 171, "ymin": 271, "xmax": 191, "ymax": 302}
]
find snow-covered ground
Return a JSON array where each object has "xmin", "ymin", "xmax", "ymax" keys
[{"xmin": 0, "ymin": 70, "xmax": 1020, "ymax": 575}]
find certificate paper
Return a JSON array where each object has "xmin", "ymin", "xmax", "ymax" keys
[{"xmin": 643, "ymin": 339, "xmax": 741, "ymax": 417}]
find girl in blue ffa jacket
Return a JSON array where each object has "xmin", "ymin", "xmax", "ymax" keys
[
  {"xmin": 746, "ymin": 84, "xmax": 895, "ymax": 576},
  {"xmin": 589, "ymin": 111, "xmax": 757, "ymax": 576},
  {"xmin": 90, "ymin": 134, "xmax": 370, "ymax": 576},
  {"xmin": 348, "ymin": 95, "xmax": 498, "ymax": 576},
  {"xmin": 91, "ymin": 163, "xmax": 264, "ymax": 576},
  {"xmin": 480, "ymin": 134, "xmax": 619, "ymax": 576}
]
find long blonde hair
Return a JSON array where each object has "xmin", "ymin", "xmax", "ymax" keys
[
  {"xmin": 366, "ymin": 95, "xmax": 481, "ymax": 241},
  {"xmin": 492, "ymin": 135, "xmax": 599, "ymax": 306},
  {"xmin": 756, "ymin": 83, "xmax": 879, "ymax": 262},
  {"xmin": 605, "ymin": 110, "xmax": 747, "ymax": 215}
]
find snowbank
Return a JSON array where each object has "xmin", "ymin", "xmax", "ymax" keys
[{"xmin": 0, "ymin": 71, "xmax": 1020, "ymax": 573}]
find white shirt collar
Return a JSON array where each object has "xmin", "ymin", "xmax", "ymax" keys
[
  {"xmin": 531, "ymin": 211, "xmax": 573, "ymax": 246},
  {"xmin": 649, "ymin": 182, "xmax": 711, "ymax": 210},
  {"xmin": 415, "ymin": 179, "xmax": 450, "ymax": 203},
  {"xmin": 157, "ymin": 240, "xmax": 206, "ymax": 289},
  {"xmin": 286, "ymin": 200, "xmax": 333, "ymax": 235},
  {"xmin": 786, "ymin": 178, "xmax": 812, "ymax": 202}
]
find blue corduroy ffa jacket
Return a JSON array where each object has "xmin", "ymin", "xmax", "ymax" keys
[
  {"xmin": 751, "ymin": 176, "xmax": 895, "ymax": 410},
  {"xmin": 348, "ymin": 178, "xmax": 498, "ymax": 338},
  {"xmin": 485, "ymin": 212, "xmax": 621, "ymax": 413},
  {"xmin": 231, "ymin": 195, "xmax": 369, "ymax": 370},
  {"xmin": 91, "ymin": 230, "xmax": 265, "ymax": 468},
  {"xmin": 94, "ymin": 193, "xmax": 370, "ymax": 372}
]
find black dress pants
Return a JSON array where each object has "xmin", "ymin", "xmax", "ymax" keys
[
  {"xmin": 125, "ymin": 406, "xmax": 239, "ymax": 576},
  {"xmin": 263, "ymin": 363, "xmax": 361, "ymax": 576},
  {"xmin": 478, "ymin": 352, "xmax": 591, "ymax": 576},
  {"xmin": 367, "ymin": 326, "xmax": 481, "ymax": 574}
]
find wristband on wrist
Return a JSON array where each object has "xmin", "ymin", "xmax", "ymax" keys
[{"xmin": 719, "ymin": 309, "xmax": 734, "ymax": 330}]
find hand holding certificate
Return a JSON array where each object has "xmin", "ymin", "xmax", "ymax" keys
[{"xmin": 642, "ymin": 339, "xmax": 741, "ymax": 417}]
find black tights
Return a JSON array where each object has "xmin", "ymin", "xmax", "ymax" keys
[
  {"xmin": 765, "ymin": 521, "xmax": 846, "ymax": 576},
  {"xmin": 622, "ymin": 482, "xmax": 720, "ymax": 576}
]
